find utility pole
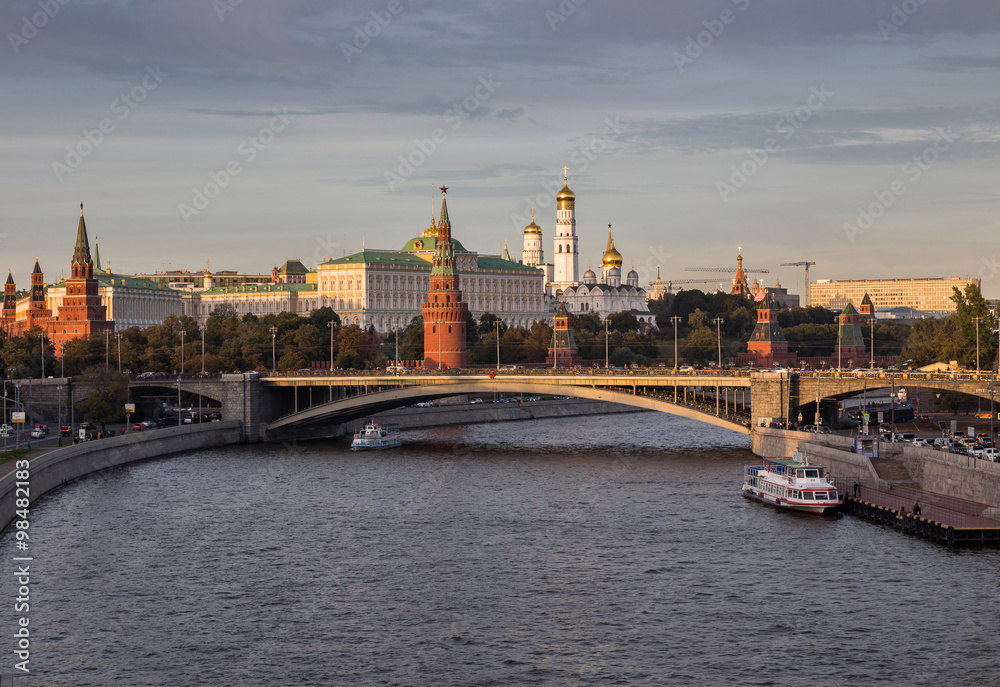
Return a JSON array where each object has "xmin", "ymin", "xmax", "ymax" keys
[
  {"xmin": 116, "ymin": 332, "xmax": 122, "ymax": 373},
  {"xmin": 495, "ymin": 320, "xmax": 500, "ymax": 371},
  {"xmin": 40, "ymin": 331, "xmax": 45, "ymax": 379},
  {"xmin": 869, "ymin": 318, "xmax": 875, "ymax": 369},
  {"xmin": 604, "ymin": 318, "xmax": 609, "ymax": 369},
  {"xmin": 269, "ymin": 326, "xmax": 277, "ymax": 372},
  {"xmin": 328, "ymin": 321, "xmax": 335, "ymax": 371},
  {"xmin": 712, "ymin": 317, "xmax": 724, "ymax": 368},
  {"xmin": 974, "ymin": 316, "xmax": 981, "ymax": 375},
  {"xmin": 670, "ymin": 316, "xmax": 681, "ymax": 371},
  {"xmin": 200, "ymin": 326, "xmax": 205, "ymax": 424}
]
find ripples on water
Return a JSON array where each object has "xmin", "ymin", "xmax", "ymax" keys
[{"xmin": 3, "ymin": 412, "xmax": 999, "ymax": 686}]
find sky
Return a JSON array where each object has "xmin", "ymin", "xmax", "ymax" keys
[{"xmin": 2, "ymin": 0, "xmax": 999, "ymax": 299}]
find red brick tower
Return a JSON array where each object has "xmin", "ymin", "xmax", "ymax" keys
[
  {"xmin": 28, "ymin": 259, "xmax": 50, "ymax": 321},
  {"xmin": 422, "ymin": 187, "xmax": 468, "ymax": 369},
  {"xmin": 2, "ymin": 271, "xmax": 16, "ymax": 334},
  {"xmin": 746, "ymin": 292, "xmax": 795, "ymax": 366},
  {"xmin": 52, "ymin": 204, "xmax": 113, "ymax": 355},
  {"xmin": 546, "ymin": 302, "xmax": 582, "ymax": 367}
]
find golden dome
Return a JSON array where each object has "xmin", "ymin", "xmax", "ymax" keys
[
  {"xmin": 556, "ymin": 167, "xmax": 575, "ymax": 204},
  {"xmin": 524, "ymin": 207, "xmax": 542, "ymax": 235},
  {"xmin": 601, "ymin": 228, "xmax": 623, "ymax": 267}
]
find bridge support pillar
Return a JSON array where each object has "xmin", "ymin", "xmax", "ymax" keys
[{"xmin": 750, "ymin": 371, "xmax": 791, "ymax": 428}]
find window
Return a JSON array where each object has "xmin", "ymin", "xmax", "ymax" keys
[{"xmin": 448, "ymin": 325, "xmax": 452, "ymax": 333}]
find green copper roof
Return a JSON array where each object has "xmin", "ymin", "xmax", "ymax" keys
[
  {"xmin": 476, "ymin": 256, "xmax": 538, "ymax": 272},
  {"xmin": 841, "ymin": 302, "xmax": 859, "ymax": 315},
  {"xmin": 196, "ymin": 282, "xmax": 317, "ymax": 296},
  {"xmin": 322, "ymin": 251, "xmax": 430, "ymax": 267},
  {"xmin": 400, "ymin": 236, "xmax": 469, "ymax": 253},
  {"xmin": 73, "ymin": 204, "xmax": 93, "ymax": 267},
  {"xmin": 94, "ymin": 273, "xmax": 180, "ymax": 292},
  {"xmin": 278, "ymin": 259, "xmax": 309, "ymax": 274}
]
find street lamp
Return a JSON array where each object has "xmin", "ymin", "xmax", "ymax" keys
[
  {"xmin": 269, "ymin": 326, "xmax": 278, "ymax": 372},
  {"xmin": 327, "ymin": 321, "xmax": 335, "ymax": 372},
  {"xmin": 495, "ymin": 320, "xmax": 501, "ymax": 371},
  {"xmin": 180, "ymin": 329, "xmax": 186, "ymax": 375},
  {"xmin": 40, "ymin": 331, "xmax": 45, "ymax": 379},
  {"xmin": 199, "ymin": 325, "xmax": 205, "ymax": 424},
  {"xmin": 115, "ymin": 332, "xmax": 122, "ymax": 373},
  {"xmin": 670, "ymin": 316, "xmax": 681, "ymax": 372},
  {"xmin": 869, "ymin": 318, "xmax": 875, "ymax": 370},
  {"xmin": 712, "ymin": 317, "xmax": 724, "ymax": 368},
  {"xmin": 604, "ymin": 317, "xmax": 609, "ymax": 369},
  {"xmin": 973, "ymin": 316, "xmax": 981, "ymax": 376}
]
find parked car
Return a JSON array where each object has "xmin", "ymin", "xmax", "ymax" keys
[
  {"xmin": 79, "ymin": 422, "xmax": 92, "ymax": 430},
  {"xmin": 414, "ymin": 401, "xmax": 435, "ymax": 408},
  {"xmin": 912, "ymin": 439, "xmax": 932, "ymax": 448},
  {"xmin": 981, "ymin": 448, "xmax": 1000, "ymax": 462},
  {"xmin": 140, "ymin": 420, "xmax": 157, "ymax": 428}
]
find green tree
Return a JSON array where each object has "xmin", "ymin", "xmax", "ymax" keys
[
  {"xmin": 76, "ymin": 365, "xmax": 129, "ymax": 429},
  {"xmin": 607, "ymin": 311, "xmax": 639, "ymax": 334},
  {"xmin": 400, "ymin": 317, "xmax": 424, "ymax": 361},
  {"xmin": 682, "ymin": 327, "xmax": 717, "ymax": 365}
]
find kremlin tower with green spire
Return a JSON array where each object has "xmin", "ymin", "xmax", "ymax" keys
[{"xmin": 422, "ymin": 187, "xmax": 468, "ymax": 369}]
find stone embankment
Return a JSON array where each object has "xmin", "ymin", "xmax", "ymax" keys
[
  {"xmin": 0, "ymin": 422, "xmax": 242, "ymax": 532},
  {"xmin": 751, "ymin": 427, "xmax": 1000, "ymax": 509}
]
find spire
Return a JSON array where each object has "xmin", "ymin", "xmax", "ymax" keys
[
  {"xmin": 73, "ymin": 202, "xmax": 93, "ymax": 268},
  {"xmin": 502, "ymin": 240, "xmax": 511, "ymax": 261},
  {"xmin": 438, "ymin": 185, "xmax": 450, "ymax": 231},
  {"xmin": 5, "ymin": 270, "xmax": 13, "ymax": 285},
  {"xmin": 93, "ymin": 235, "xmax": 103, "ymax": 274},
  {"xmin": 32, "ymin": 258, "xmax": 41, "ymax": 274}
]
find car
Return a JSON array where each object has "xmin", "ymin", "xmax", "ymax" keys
[
  {"xmin": 982, "ymin": 448, "xmax": 1000, "ymax": 462},
  {"xmin": 918, "ymin": 415, "xmax": 931, "ymax": 422},
  {"xmin": 79, "ymin": 422, "xmax": 92, "ymax": 430},
  {"xmin": 977, "ymin": 412, "xmax": 993, "ymax": 419},
  {"xmin": 59, "ymin": 425, "xmax": 72, "ymax": 436},
  {"xmin": 468, "ymin": 398, "xmax": 483, "ymax": 404},
  {"xmin": 141, "ymin": 420, "xmax": 156, "ymax": 428},
  {"xmin": 493, "ymin": 398, "xmax": 506, "ymax": 403},
  {"xmin": 132, "ymin": 422, "xmax": 143, "ymax": 431},
  {"xmin": 912, "ymin": 439, "xmax": 932, "ymax": 448},
  {"xmin": 30, "ymin": 429, "xmax": 45, "ymax": 439},
  {"xmin": 801, "ymin": 425, "xmax": 817, "ymax": 433},
  {"xmin": 816, "ymin": 427, "xmax": 833, "ymax": 434},
  {"xmin": 414, "ymin": 401, "xmax": 434, "ymax": 408}
]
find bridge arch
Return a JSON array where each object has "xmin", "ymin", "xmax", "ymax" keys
[{"xmin": 266, "ymin": 380, "xmax": 750, "ymax": 437}]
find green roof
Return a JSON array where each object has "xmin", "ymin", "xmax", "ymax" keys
[
  {"xmin": 94, "ymin": 274, "xmax": 180, "ymax": 292},
  {"xmin": 842, "ymin": 302, "xmax": 859, "ymax": 315},
  {"xmin": 197, "ymin": 282, "xmax": 317, "ymax": 295},
  {"xmin": 476, "ymin": 256, "xmax": 539, "ymax": 272},
  {"xmin": 322, "ymin": 251, "xmax": 430, "ymax": 268},
  {"xmin": 400, "ymin": 236, "xmax": 468, "ymax": 253},
  {"xmin": 278, "ymin": 259, "xmax": 309, "ymax": 274}
]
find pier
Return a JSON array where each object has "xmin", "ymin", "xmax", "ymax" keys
[{"xmin": 837, "ymin": 480, "xmax": 1000, "ymax": 545}]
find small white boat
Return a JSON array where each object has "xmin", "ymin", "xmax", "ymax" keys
[
  {"xmin": 743, "ymin": 457, "xmax": 842, "ymax": 515},
  {"xmin": 350, "ymin": 420, "xmax": 401, "ymax": 451}
]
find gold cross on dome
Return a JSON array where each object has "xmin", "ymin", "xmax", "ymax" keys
[{"xmin": 562, "ymin": 166, "xmax": 569, "ymax": 180}]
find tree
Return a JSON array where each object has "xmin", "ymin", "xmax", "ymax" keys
[
  {"xmin": 76, "ymin": 365, "xmax": 129, "ymax": 429},
  {"xmin": 607, "ymin": 311, "xmax": 639, "ymax": 334},
  {"xmin": 682, "ymin": 327, "xmax": 717, "ymax": 365}
]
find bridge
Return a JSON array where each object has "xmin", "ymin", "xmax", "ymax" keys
[{"xmin": 9, "ymin": 369, "xmax": 998, "ymax": 443}]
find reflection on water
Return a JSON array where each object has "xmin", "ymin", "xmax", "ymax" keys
[{"xmin": 3, "ymin": 412, "xmax": 999, "ymax": 686}]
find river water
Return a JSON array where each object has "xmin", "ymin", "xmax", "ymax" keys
[{"xmin": 3, "ymin": 412, "xmax": 999, "ymax": 686}]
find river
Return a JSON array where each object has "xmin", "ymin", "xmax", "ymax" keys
[{"xmin": 3, "ymin": 412, "xmax": 999, "ymax": 686}]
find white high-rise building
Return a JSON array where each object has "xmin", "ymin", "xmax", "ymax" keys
[{"xmin": 552, "ymin": 169, "xmax": 579, "ymax": 291}]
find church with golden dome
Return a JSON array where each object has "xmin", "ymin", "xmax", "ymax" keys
[{"xmin": 521, "ymin": 170, "xmax": 655, "ymax": 328}]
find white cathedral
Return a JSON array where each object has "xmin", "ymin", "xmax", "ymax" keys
[{"xmin": 521, "ymin": 171, "xmax": 656, "ymax": 328}]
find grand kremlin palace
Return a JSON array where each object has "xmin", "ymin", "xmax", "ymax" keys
[{"xmin": 184, "ymin": 226, "xmax": 550, "ymax": 332}]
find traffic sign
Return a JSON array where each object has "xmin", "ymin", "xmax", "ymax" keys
[
  {"xmin": 125, "ymin": 403, "xmax": 136, "ymax": 413},
  {"xmin": 12, "ymin": 412, "xmax": 25, "ymax": 424}
]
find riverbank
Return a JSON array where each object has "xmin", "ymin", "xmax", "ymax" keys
[{"xmin": 0, "ymin": 421, "xmax": 242, "ymax": 532}]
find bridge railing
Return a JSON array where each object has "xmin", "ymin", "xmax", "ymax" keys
[{"xmin": 260, "ymin": 367, "xmax": 755, "ymax": 379}]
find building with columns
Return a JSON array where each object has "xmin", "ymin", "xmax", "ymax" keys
[{"xmin": 316, "ymin": 194, "xmax": 549, "ymax": 333}]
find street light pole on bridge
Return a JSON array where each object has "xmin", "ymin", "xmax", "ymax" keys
[
  {"xmin": 713, "ymin": 317, "xmax": 724, "ymax": 368},
  {"xmin": 670, "ymin": 316, "xmax": 680, "ymax": 372}
]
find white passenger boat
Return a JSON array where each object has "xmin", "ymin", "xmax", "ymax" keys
[
  {"xmin": 350, "ymin": 420, "xmax": 401, "ymax": 451},
  {"xmin": 743, "ymin": 457, "xmax": 842, "ymax": 515}
]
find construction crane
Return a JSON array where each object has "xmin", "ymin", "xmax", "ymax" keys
[
  {"xmin": 684, "ymin": 266, "xmax": 770, "ymax": 275},
  {"xmin": 780, "ymin": 261, "xmax": 816, "ymax": 307},
  {"xmin": 664, "ymin": 278, "xmax": 723, "ymax": 294}
]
